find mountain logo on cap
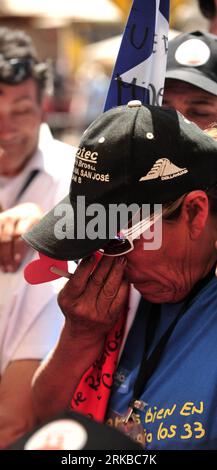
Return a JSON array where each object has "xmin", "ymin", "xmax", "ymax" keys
[
  {"xmin": 175, "ymin": 38, "xmax": 211, "ymax": 67},
  {"xmin": 139, "ymin": 158, "xmax": 188, "ymax": 181}
]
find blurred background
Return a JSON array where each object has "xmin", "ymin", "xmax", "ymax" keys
[{"xmin": 0, "ymin": 0, "xmax": 210, "ymax": 145}]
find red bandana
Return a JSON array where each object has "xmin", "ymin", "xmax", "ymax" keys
[{"xmin": 70, "ymin": 310, "xmax": 126, "ymax": 421}]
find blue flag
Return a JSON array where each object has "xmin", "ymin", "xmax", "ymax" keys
[{"xmin": 104, "ymin": 0, "xmax": 170, "ymax": 111}]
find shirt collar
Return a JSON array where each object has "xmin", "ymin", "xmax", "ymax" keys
[{"xmin": 23, "ymin": 123, "xmax": 54, "ymax": 175}]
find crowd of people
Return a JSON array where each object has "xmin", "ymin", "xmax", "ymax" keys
[{"xmin": 1, "ymin": 0, "xmax": 217, "ymax": 451}]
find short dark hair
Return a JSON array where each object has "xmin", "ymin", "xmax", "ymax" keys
[
  {"xmin": 198, "ymin": 0, "xmax": 216, "ymax": 19},
  {"xmin": 0, "ymin": 27, "xmax": 48, "ymax": 100}
]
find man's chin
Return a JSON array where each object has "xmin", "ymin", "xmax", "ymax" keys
[
  {"xmin": 141, "ymin": 292, "xmax": 171, "ymax": 303},
  {"xmin": 133, "ymin": 283, "xmax": 180, "ymax": 304}
]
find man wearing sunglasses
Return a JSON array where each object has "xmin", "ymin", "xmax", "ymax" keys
[
  {"xmin": 0, "ymin": 27, "xmax": 75, "ymax": 447},
  {"xmin": 24, "ymin": 101, "xmax": 217, "ymax": 449}
]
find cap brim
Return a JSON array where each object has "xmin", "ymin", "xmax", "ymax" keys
[
  {"xmin": 24, "ymin": 193, "xmax": 168, "ymax": 261},
  {"xmin": 165, "ymin": 68, "xmax": 217, "ymax": 96},
  {"xmin": 23, "ymin": 194, "xmax": 112, "ymax": 261}
]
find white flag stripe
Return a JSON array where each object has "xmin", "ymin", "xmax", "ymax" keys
[{"xmin": 117, "ymin": 0, "xmax": 169, "ymax": 105}]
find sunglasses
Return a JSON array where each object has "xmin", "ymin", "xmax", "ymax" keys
[
  {"xmin": 98, "ymin": 195, "xmax": 187, "ymax": 257},
  {"xmin": 0, "ymin": 57, "xmax": 45, "ymax": 85}
]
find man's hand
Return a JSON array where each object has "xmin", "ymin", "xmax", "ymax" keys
[
  {"xmin": 0, "ymin": 203, "xmax": 43, "ymax": 273},
  {"xmin": 58, "ymin": 255, "xmax": 129, "ymax": 342},
  {"xmin": 31, "ymin": 255, "xmax": 129, "ymax": 422}
]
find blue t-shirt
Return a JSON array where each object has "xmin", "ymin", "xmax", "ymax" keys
[{"xmin": 107, "ymin": 276, "xmax": 217, "ymax": 449}]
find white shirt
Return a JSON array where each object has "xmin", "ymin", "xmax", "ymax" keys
[{"xmin": 0, "ymin": 124, "xmax": 76, "ymax": 376}]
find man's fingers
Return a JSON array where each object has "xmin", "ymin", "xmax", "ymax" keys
[
  {"xmin": 13, "ymin": 237, "xmax": 30, "ymax": 267},
  {"xmin": 0, "ymin": 241, "xmax": 13, "ymax": 272},
  {"xmin": 95, "ymin": 257, "xmax": 127, "ymax": 313},
  {"xmin": 58, "ymin": 255, "xmax": 96, "ymax": 306},
  {"xmin": 58, "ymin": 254, "xmax": 128, "ymax": 338},
  {"xmin": 110, "ymin": 279, "xmax": 129, "ymax": 317},
  {"xmin": 86, "ymin": 256, "xmax": 116, "ymax": 296},
  {"xmin": 14, "ymin": 218, "xmax": 34, "ymax": 237},
  {"xmin": 96, "ymin": 278, "xmax": 129, "ymax": 329},
  {"xmin": 0, "ymin": 215, "xmax": 30, "ymax": 271},
  {"xmin": 0, "ymin": 218, "xmax": 15, "ymax": 270},
  {"xmin": 0, "ymin": 217, "xmax": 15, "ymax": 243},
  {"xmin": 0, "ymin": 237, "xmax": 27, "ymax": 272},
  {"xmin": 0, "ymin": 204, "xmax": 43, "ymax": 272}
]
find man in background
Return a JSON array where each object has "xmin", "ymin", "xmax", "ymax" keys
[
  {"xmin": 164, "ymin": 30, "xmax": 217, "ymax": 129},
  {"xmin": 0, "ymin": 27, "xmax": 75, "ymax": 447}
]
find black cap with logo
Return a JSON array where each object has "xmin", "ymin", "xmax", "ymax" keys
[
  {"xmin": 166, "ymin": 30, "xmax": 217, "ymax": 96},
  {"xmin": 8, "ymin": 410, "xmax": 141, "ymax": 450},
  {"xmin": 23, "ymin": 101, "xmax": 217, "ymax": 261}
]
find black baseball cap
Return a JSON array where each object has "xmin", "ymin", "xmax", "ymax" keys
[
  {"xmin": 8, "ymin": 410, "xmax": 141, "ymax": 450},
  {"xmin": 166, "ymin": 30, "xmax": 217, "ymax": 96},
  {"xmin": 23, "ymin": 100, "xmax": 217, "ymax": 261}
]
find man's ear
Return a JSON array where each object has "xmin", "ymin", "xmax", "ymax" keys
[{"xmin": 181, "ymin": 191, "xmax": 209, "ymax": 240}]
